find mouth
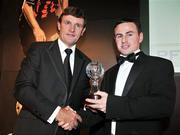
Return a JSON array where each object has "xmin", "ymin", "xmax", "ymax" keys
[
  {"xmin": 121, "ymin": 44, "xmax": 129, "ymax": 50},
  {"xmin": 67, "ymin": 33, "xmax": 75, "ymax": 38}
]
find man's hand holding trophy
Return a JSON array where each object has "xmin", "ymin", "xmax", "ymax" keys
[
  {"xmin": 85, "ymin": 61, "xmax": 108, "ymax": 113},
  {"xmin": 85, "ymin": 61, "xmax": 104, "ymax": 104}
]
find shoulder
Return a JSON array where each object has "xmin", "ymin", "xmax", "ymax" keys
[
  {"xmin": 143, "ymin": 55, "xmax": 175, "ymax": 74},
  {"xmin": 28, "ymin": 41, "xmax": 55, "ymax": 51},
  {"xmin": 137, "ymin": 52, "xmax": 173, "ymax": 67},
  {"xmin": 75, "ymin": 48, "xmax": 91, "ymax": 62},
  {"xmin": 30, "ymin": 41, "xmax": 55, "ymax": 47},
  {"xmin": 26, "ymin": 41, "xmax": 55, "ymax": 57},
  {"xmin": 147, "ymin": 55, "xmax": 173, "ymax": 66},
  {"xmin": 105, "ymin": 63, "xmax": 119, "ymax": 75}
]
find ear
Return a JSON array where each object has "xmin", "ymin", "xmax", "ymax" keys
[
  {"xmin": 139, "ymin": 32, "xmax": 144, "ymax": 44},
  {"xmin": 80, "ymin": 27, "xmax": 86, "ymax": 36},
  {"xmin": 57, "ymin": 21, "xmax": 61, "ymax": 32}
]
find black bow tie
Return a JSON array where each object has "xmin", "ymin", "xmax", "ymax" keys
[{"xmin": 117, "ymin": 51, "xmax": 142, "ymax": 65}]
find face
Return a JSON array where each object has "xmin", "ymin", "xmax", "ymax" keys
[
  {"xmin": 114, "ymin": 22, "xmax": 143, "ymax": 56},
  {"xmin": 57, "ymin": 15, "xmax": 86, "ymax": 47}
]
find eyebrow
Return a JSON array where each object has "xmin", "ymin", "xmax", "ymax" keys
[
  {"xmin": 126, "ymin": 31, "xmax": 134, "ymax": 34},
  {"xmin": 115, "ymin": 31, "xmax": 134, "ymax": 36}
]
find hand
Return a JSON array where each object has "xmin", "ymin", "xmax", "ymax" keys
[
  {"xmin": 56, "ymin": 106, "xmax": 82, "ymax": 130},
  {"xmin": 55, "ymin": 7, "xmax": 63, "ymax": 17},
  {"xmin": 85, "ymin": 91, "xmax": 108, "ymax": 113},
  {"xmin": 49, "ymin": 32, "xmax": 59, "ymax": 41},
  {"xmin": 58, "ymin": 113, "xmax": 82, "ymax": 131},
  {"xmin": 33, "ymin": 27, "xmax": 46, "ymax": 41}
]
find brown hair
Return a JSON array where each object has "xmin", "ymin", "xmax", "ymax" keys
[{"xmin": 58, "ymin": 6, "xmax": 87, "ymax": 27}]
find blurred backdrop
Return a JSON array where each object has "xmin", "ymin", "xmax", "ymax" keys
[{"xmin": 0, "ymin": 0, "xmax": 179, "ymax": 135}]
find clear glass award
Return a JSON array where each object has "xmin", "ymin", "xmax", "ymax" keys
[{"xmin": 86, "ymin": 61, "xmax": 104, "ymax": 99}]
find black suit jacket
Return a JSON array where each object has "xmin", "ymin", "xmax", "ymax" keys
[
  {"xmin": 13, "ymin": 40, "xmax": 91, "ymax": 135},
  {"xmin": 90, "ymin": 52, "xmax": 176, "ymax": 135}
]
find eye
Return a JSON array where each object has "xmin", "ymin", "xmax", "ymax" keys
[
  {"xmin": 126, "ymin": 32, "xmax": 134, "ymax": 37},
  {"xmin": 75, "ymin": 23, "xmax": 83, "ymax": 29},
  {"xmin": 115, "ymin": 34, "xmax": 122, "ymax": 39},
  {"xmin": 64, "ymin": 20, "xmax": 71, "ymax": 25},
  {"xmin": 127, "ymin": 33, "xmax": 133, "ymax": 36}
]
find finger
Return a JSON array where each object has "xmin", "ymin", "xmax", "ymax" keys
[
  {"xmin": 94, "ymin": 90, "xmax": 103, "ymax": 95},
  {"xmin": 67, "ymin": 127, "xmax": 72, "ymax": 131},
  {"xmin": 58, "ymin": 121, "xmax": 65, "ymax": 126},
  {"xmin": 37, "ymin": 38, "xmax": 44, "ymax": 42},
  {"xmin": 61, "ymin": 123, "xmax": 69, "ymax": 129},
  {"xmin": 67, "ymin": 106, "xmax": 77, "ymax": 113},
  {"xmin": 64, "ymin": 106, "xmax": 70, "ymax": 110},
  {"xmin": 84, "ymin": 106, "xmax": 97, "ymax": 113},
  {"xmin": 96, "ymin": 91, "xmax": 107, "ymax": 97},
  {"xmin": 70, "ymin": 121, "xmax": 78, "ymax": 129},
  {"xmin": 43, "ymin": 36, "xmax": 46, "ymax": 41},
  {"xmin": 35, "ymin": 37, "xmax": 41, "ymax": 41},
  {"xmin": 85, "ymin": 98, "xmax": 97, "ymax": 104},
  {"xmin": 94, "ymin": 90, "xmax": 101, "ymax": 94},
  {"xmin": 66, "ymin": 106, "xmax": 75, "ymax": 112},
  {"xmin": 87, "ymin": 103, "xmax": 99, "ymax": 109},
  {"xmin": 71, "ymin": 121, "xmax": 78, "ymax": 129},
  {"xmin": 76, "ymin": 114, "xmax": 82, "ymax": 123},
  {"xmin": 66, "ymin": 126, "xmax": 72, "ymax": 131},
  {"xmin": 89, "ymin": 107, "xmax": 98, "ymax": 113}
]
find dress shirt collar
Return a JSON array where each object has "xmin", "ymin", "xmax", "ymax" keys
[{"xmin": 58, "ymin": 38, "xmax": 76, "ymax": 55}]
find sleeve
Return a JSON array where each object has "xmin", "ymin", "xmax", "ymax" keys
[
  {"xmin": 47, "ymin": 106, "xmax": 61, "ymax": 123},
  {"xmin": 14, "ymin": 43, "xmax": 58, "ymax": 122},
  {"xmin": 77, "ymin": 108, "xmax": 105, "ymax": 128}
]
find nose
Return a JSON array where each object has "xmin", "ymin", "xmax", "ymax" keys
[
  {"xmin": 122, "ymin": 35, "xmax": 127, "ymax": 43},
  {"xmin": 70, "ymin": 25, "xmax": 75, "ymax": 32}
]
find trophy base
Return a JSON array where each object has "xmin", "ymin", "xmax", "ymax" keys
[
  {"xmin": 85, "ymin": 94, "xmax": 101, "ymax": 106},
  {"xmin": 88, "ymin": 94, "xmax": 101, "ymax": 100},
  {"xmin": 85, "ymin": 94, "xmax": 101, "ymax": 108}
]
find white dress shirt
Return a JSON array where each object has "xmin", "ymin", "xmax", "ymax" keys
[{"xmin": 111, "ymin": 49, "xmax": 140, "ymax": 135}]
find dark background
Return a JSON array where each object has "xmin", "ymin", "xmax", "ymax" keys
[{"xmin": 0, "ymin": 0, "xmax": 179, "ymax": 134}]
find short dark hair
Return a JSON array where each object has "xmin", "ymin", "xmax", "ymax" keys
[
  {"xmin": 113, "ymin": 18, "xmax": 142, "ymax": 33},
  {"xmin": 58, "ymin": 6, "xmax": 87, "ymax": 27}
]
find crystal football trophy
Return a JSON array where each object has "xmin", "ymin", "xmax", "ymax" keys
[{"xmin": 86, "ymin": 61, "xmax": 104, "ymax": 99}]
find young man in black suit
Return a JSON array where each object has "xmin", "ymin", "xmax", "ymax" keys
[
  {"xmin": 86, "ymin": 18, "xmax": 176, "ymax": 135},
  {"xmin": 13, "ymin": 6, "xmax": 91, "ymax": 135}
]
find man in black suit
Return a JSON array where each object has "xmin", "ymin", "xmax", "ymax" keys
[
  {"xmin": 86, "ymin": 18, "xmax": 176, "ymax": 135},
  {"xmin": 13, "ymin": 6, "xmax": 91, "ymax": 135}
]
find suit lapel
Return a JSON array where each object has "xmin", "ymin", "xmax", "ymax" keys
[
  {"xmin": 122, "ymin": 53, "xmax": 146, "ymax": 96},
  {"xmin": 67, "ymin": 49, "xmax": 85, "ymax": 99},
  {"xmin": 46, "ymin": 40, "xmax": 67, "ymax": 91},
  {"xmin": 109, "ymin": 64, "xmax": 120, "ymax": 95}
]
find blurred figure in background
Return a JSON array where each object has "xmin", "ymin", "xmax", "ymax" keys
[{"xmin": 19, "ymin": 0, "xmax": 69, "ymax": 55}]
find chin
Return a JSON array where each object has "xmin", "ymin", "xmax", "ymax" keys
[{"xmin": 120, "ymin": 51, "xmax": 130, "ymax": 56}]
